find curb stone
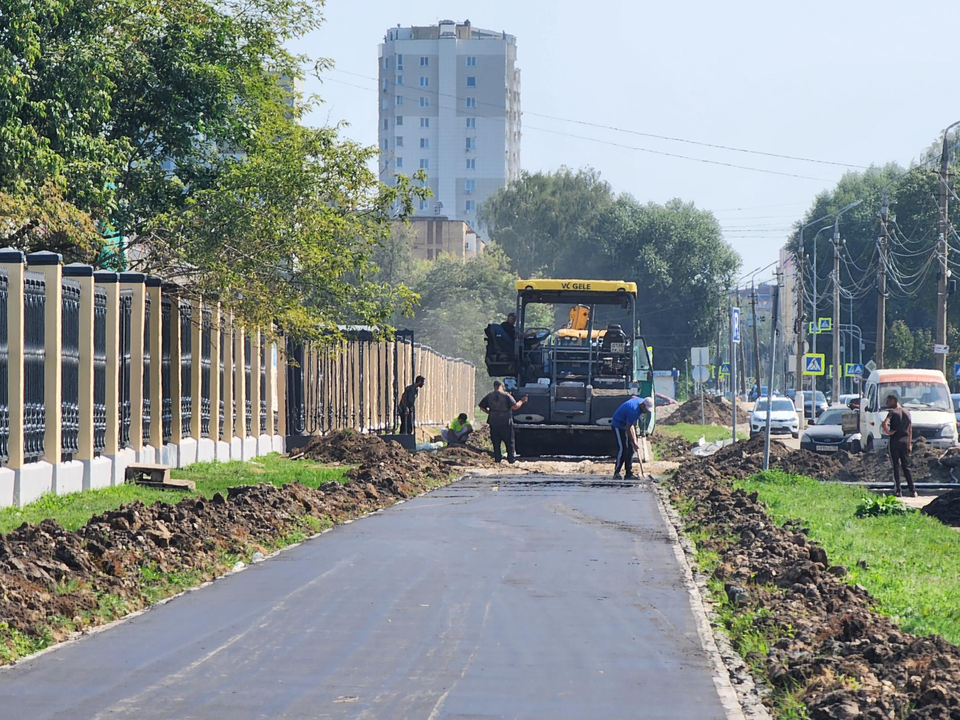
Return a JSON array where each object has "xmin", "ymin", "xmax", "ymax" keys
[{"xmin": 652, "ymin": 477, "xmax": 773, "ymax": 720}]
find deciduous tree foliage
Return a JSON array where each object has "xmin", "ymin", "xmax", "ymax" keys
[
  {"xmin": 479, "ymin": 169, "xmax": 740, "ymax": 370},
  {"xmin": 0, "ymin": 0, "xmax": 422, "ymax": 337}
]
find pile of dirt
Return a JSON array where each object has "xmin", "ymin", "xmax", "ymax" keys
[
  {"xmin": 661, "ymin": 394, "xmax": 749, "ymax": 427},
  {"xmin": 835, "ymin": 442, "xmax": 959, "ymax": 484},
  {"xmin": 921, "ymin": 489, "xmax": 960, "ymax": 527},
  {"xmin": 669, "ymin": 438, "xmax": 960, "ymax": 719},
  {"xmin": 0, "ymin": 431, "xmax": 458, "ymax": 663},
  {"xmin": 651, "ymin": 432, "xmax": 692, "ymax": 460}
]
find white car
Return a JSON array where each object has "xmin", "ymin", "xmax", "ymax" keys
[{"xmin": 750, "ymin": 396, "xmax": 799, "ymax": 438}]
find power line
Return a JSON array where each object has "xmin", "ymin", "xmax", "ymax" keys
[
  {"xmin": 524, "ymin": 125, "xmax": 829, "ymax": 181},
  {"xmin": 328, "ymin": 68, "xmax": 862, "ymax": 170}
]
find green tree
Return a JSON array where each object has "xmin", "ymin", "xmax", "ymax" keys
[
  {"xmin": 478, "ymin": 167, "xmax": 615, "ymax": 277},
  {"xmin": 886, "ymin": 320, "xmax": 915, "ymax": 368},
  {"xmin": 0, "ymin": 0, "xmax": 425, "ymax": 336}
]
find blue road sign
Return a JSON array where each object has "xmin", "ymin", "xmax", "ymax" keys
[
  {"xmin": 720, "ymin": 362, "xmax": 731, "ymax": 377},
  {"xmin": 818, "ymin": 317, "xmax": 832, "ymax": 332},
  {"xmin": 731, "ymin": 307, "xmax": 741, "ymax": 344},
  {"xmin": 803, "ymin": 353, "xmax": 825, "ymax": 376},
  {"xmin": 845, "ymin": 363, "xmax": 865, "ymax": 378},
  {"xmin": 954, "ymin": 363, "xmax": 960, "ymax": 380}
]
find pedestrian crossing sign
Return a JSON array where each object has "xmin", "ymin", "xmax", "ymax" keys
[
  {"xmin": 818, "ymin": 317, "xmax": 832, "ymax": 332},
  {"xmin": 845, "ymin": 363, "xmax": 865, "ymax": 377},
  {"xmin": 803, "ymin": 353, "xmax": 825, "ymax": 376},
  {"xmin": 954, "ymin": 363, "xmax": 960, "ymax": 380},
  {"xmin": 808, "ymin": 321, "xmax": 817, "ymax": 335},
  {"xmin": 720, "ymin": 362, "xmax": 731, "ymax": 377},
  {"xmin": 828, "ymin": 365, "xmax": 834, "ymax": 379}
]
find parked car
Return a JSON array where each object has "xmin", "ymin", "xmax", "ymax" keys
[
  {"xmin": 839, "ymin": 393, "xmax": 859, "ymax": 407},
  {"xmin": 949, "ymin": 392, "xmax": 960, "ymax": 436},
  {"xmin": 748, "ymin": 385, "xmax": 769, "ymax": 402},
  {"xmin": 750, "ymin": 396, "xmax": 799, "ymax": 438},
  {"xmin": 655, "ymin": 393, "xmax": 677, "ymax": 407},
  {"xmin": 860, "ymin": 369, "xmax": 958, "ymax": 451},
  {"xmin": 798, "ymin": 390, "xmax": 828, "ymax": 420},
  {"xmin": 800, "ymin": 405, "xmax": 861, "ymax": 454}
]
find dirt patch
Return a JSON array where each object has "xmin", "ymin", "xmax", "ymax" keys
[
  {"xmin": 662, "ymin": 394, "xmax": 750, "ymax": 427},
  {"xmin": 921, "ymin": 489, "xmax": 960, "ymax": 527},
  {"xmin": 669, "ymin": 437, "xmax": 960, "ymax": 719},
  {"xmin": 651, "ymin": 432, "xmax": 692, "ymax": 461},
  {"xmin": 0, "ymin": 431, "xmax": 458, "ymax": 663}
]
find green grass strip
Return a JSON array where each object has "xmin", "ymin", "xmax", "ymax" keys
[
  {"xmin": 659, "ymin": 423, "xmax": 747, "ymax": 444},
  {"xmin": 738, "ymin": 470, "xmax": 960, "ymax": 644}
]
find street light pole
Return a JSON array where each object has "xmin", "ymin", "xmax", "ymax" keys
[{"xmin": 937, "ymin": 120, "xmax": 960, "ymax": 376}]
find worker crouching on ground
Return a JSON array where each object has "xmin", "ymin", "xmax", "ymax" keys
[
  {"xmin": 611, "ymin": 396, "xmax": 654, "ymax": 479},
  {"xmin": 399, "ymin": 375, "xmax": 425, "ymax": 435},
  {"xmin": 881, "ymin": 392, "xmax": 917, "ymax": 497},
  {"xmin": 478, "ymin": 381, "xmax": 528, "ymax": 464},
  {"xmin": 441, "ymin": 413, "xmax": 474, "ymax": 446}
]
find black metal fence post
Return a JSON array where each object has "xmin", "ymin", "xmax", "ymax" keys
[
  {"xmin": 160, "ymin": 291, "xmax": 173, "ymax": 445},
  {"xmin": 180, "ymin": 299, "xmax": 193, "ymax": 439},
  {"xmin": 201, "ymin": 309, "xmax": 212, "ymax": 438},
  {"xmin": 23, "ymin": 272, "xmax": 45, "ymax": 461},
  {"xmin": 60, "ymin": 278, "xmax": 81, "ymax": 461}
]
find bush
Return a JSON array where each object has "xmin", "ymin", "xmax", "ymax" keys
[{"xmin": 855, "ymin": 494, "xmax": 911, "ymax": 518}]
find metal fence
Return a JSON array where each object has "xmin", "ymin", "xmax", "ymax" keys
[
  {"xmin": 0, "ymin": 252, "xmax": 474, "ymax": 492},
  {"xmin": 23, "ymin": 272, "xmax": 45, "ymax": 461},
  {"xmin": 61, "ymin": 278, "xmax": 81, "ymax": 460}
]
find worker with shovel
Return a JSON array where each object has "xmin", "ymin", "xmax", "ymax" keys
[{"xmin": 611, "ymin": 396, "xmax": 654, "ymax": 479}]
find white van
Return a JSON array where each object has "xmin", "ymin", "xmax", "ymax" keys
[{"xmin": 859, "ymin": 369, "xmax": 958, "ymax": 451}]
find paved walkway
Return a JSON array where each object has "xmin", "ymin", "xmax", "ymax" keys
[{"xmin": 0, "ymin": 474, "xmax": 731, "ymax": 719}]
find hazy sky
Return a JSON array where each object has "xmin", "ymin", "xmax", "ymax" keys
[{"xmin": 291, "ymin": 0, "xmax": 960, "ymax": 279}]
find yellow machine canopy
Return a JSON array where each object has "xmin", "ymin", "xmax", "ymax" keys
[{"xmin": 516, "ymin": 279, "xmax": 638, "ymax": 294}]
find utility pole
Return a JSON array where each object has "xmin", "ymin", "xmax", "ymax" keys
[
  {"xmin": 936, "ymin": 121, "xmax": 960, "ymax": 376},
  {"xmin": 737, "ymin": 290, "xmax": 747, "ymax": 396},
  {"xmin": 795, "ymin": 243, "xmax": 806, "ymax": 430},
  {"xmin": 717, "ymin": 303, "xmax": 723, "ymax": 394},
  {"xmin": 832, "ymin": 217, "xmax": 842, "ymax": 402},
  {"xmin": 877, "ymin": 191, "xmax": 889, "ymax": 369},
  {"xmin": 751, "ymin": 280, "xmax": 762, "ymax": 396}
]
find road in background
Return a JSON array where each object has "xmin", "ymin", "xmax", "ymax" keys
[{"xmin": 0, "ymin": 474, "xmax": 731, "ymax": 720}]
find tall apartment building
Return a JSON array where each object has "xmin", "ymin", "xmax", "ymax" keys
[{"xmin": 378, "ymin": 20, "xmax": 521, "ymax": 230}]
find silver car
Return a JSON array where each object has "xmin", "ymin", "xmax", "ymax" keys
[{"xmin": 750, "ymin": 396, "xmax": 799, "ymax": 438}]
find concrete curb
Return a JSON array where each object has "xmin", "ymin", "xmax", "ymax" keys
[{"xmin": 651, "ymin": 477, "xmax": 772, "ymax": 720}]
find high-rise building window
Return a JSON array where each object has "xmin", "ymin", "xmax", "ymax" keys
[
  {"xmin": 465, "ymin": 97, "xmax": 476, "ymax": 108},
  {"xmin": 465, "ymin": 159, "xmax": 476, "ymax": 169},
  {"xmin": 419, "ymin": 198, "xmax": 428, "ymax": 211},
  {"xmin": 466, "ymin": 118, "xmax": 476, "ymax": 128},
  {"xmin": 396, "ymin": 136, "xmax": 404, "ymax": 147},
  {"xmin": 395, "ymin": 95, "xmax": 403, "ymax": 106},
  {"xmin": 419, "ymin": 96, "xmax": 429, "ymax": 107},
  {"xmin": 420, "ymin": 159, "xmax": 429, "ymax": 169},
  {"xmin": 396, "ymin": 116, "xmax": 403, "ymax": 126},
  {"xmin": 465, "ymin": 200, "xmax": 476, "ymax": 212},
  {"xmin": 419, "ymin": 76, "xmax": 429, "ymax": 87},
  {"xmin": 382, "ymin": 118, "xmax": 388, "ymax": 130},
  {"xmin": 396, "ymin": 157, "xmax": 403, "ymax": 168},
  {"xmin": 420, "ymin": 117, "xmax": 429, "ymax": 128},
  {"xmin": 465, "ymin": 179, "xmax": 476, "ymax": 192},
  {"xmin": 396, "ymin": 54, "xmax": 403, "ymax": 69},
  {"xmin": 420, "ymin": 138, "xmax": 429, "ymax": 148},
  {"xmin": 466, "ymin": 76, "xmax": 476, "ymax": 87},
  {"xmin": 420, "ymin": 56, "xmax": 429, "ymax": 66},
  {"xmin": 381, "ymin": 78, "xmax": 388, "ymax": 93},
  {"xmin": 465, "ymin": 137, "xmax": 475, "ymax": 150},
  {"xmin": 382, "ymin": 57, "xmax": 389, "ymax": 70},
  {"xmin": 396, "ymin": 75, "xmax": 403, "ymax": 85},
  {"xmin": 466, "ymin": 56, "xmax": 476, "ymax": 67},
  {"xmin": 381, "ymin": 138, "xmax": 388, "ymax": 151}
]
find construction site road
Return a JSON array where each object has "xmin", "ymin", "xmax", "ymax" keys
[{"xmin": 0, "ymin": 473, "xmax": 732, "ymax": 720}]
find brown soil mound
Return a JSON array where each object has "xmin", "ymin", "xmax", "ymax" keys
[
  {"xmin": 669, "ymin": 438, "xmax": 960, "ymax": 719},
  {"xmin": 662, "ymin": 394, "xmax": 749, "ymax": 426},
  {"xmin": 651, "ymin": 432, "xmax": 692, "ymax": 460},
  {"xmin": 0, "ymin": 432, "xmax": 456, "ymax": 663},
  {"xmin": 921, "ymin": 489, "xmax": 960, "ymax": 527}
]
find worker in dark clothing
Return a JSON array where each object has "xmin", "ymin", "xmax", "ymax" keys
[
  {"xmin": 500, "ymin": 312, "xmax": 517, "ymax": 342},
  {"xmin": 881, "ymin": 392, "xmax": 916, "ymax": 497},
  {"xmin": 398, "ymin": 375, "xmax": 425, "ymax": 435},
  {"xmin": 478, "ymin": 380, "xmax": 528, "ymax": 463},
  {"xmin": 610, "ymin": 396, "xmax": 654, "ymax": 479}
]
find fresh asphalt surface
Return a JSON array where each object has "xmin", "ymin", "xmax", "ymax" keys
[{"xmin": 0, "ymin": 474, "xmax": 729, "ymax": 720}]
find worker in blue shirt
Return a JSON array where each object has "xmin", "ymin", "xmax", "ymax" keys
[{"xmin": 610, "ymin": 396, "xmax": 654, "ymax": 479}]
